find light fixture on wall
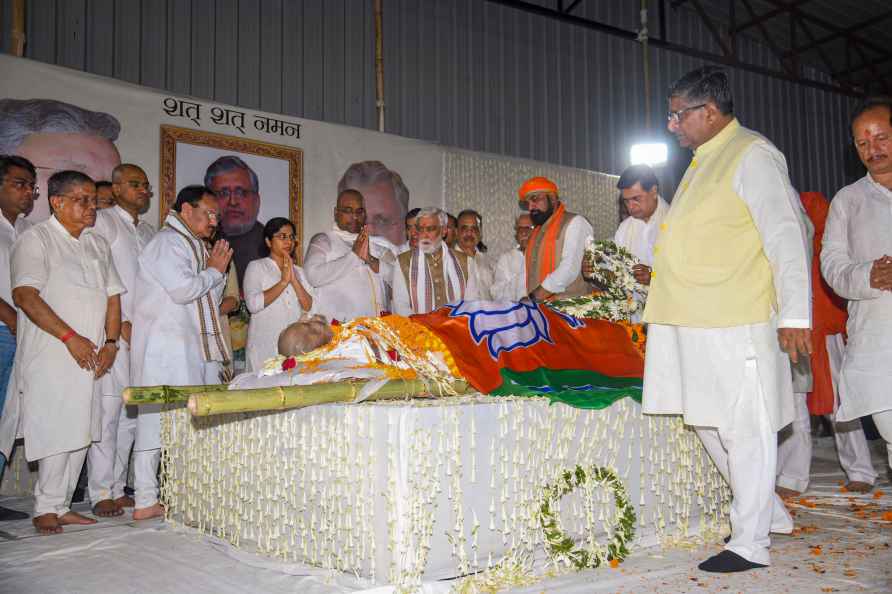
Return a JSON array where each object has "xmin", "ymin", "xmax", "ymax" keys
[{"xmin": 630, "ymin": 142, "xmax": 668, "ymax": 167}]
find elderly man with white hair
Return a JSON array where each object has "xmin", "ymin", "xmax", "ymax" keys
[{"xmin": 391, "ymin": 207, "xmax": 478, "ymax": 315}]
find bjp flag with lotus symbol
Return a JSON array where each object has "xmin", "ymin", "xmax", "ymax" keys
[{"xmin": 412, "ymin": 300, "xmax": 645, "ymax": 409}]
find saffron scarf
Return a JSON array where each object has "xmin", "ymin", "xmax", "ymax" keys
[{"xmin": 525, "ymin": 201, "xmax": 566, "ymax": 291}]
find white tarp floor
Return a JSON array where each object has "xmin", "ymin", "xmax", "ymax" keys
[{"xmin": 1, "ymin": 437, "xmax": 890, "ymax": 594}]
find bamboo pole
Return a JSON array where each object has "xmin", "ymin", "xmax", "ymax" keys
[
  {"xmin": 374, "ymin": 0, "xmax": 385, "ymax": 132},
  {"xmin": 188, "ymin": 379, "xmax": 471, "ymax": 417},
  {"xmin": 11, "ymin": 0, "xmax": 26, "ymax": 57},
  {"xmin": 122, "ymin": 384, "xmax": 227, "ymax": 405}
]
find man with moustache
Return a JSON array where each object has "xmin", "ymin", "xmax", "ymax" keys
[
  {"xmin": 492, "ymin": 213, "xmax": 533, "ymax": 302},
  {"xmin": 613, "ymin": 164, "xmax": 669, "ymax": 285},
  {"xmin": 455, "ymin": 209, "xmax": 495, "ymax": 300},
  {"xmin": 204, "ymin": 156, "xmax": 263, "ymax": 285},
  {"xmin": 398, "ymin": 208, "xmax": 421, "ymax": 255},
  {"xmin": 643, "ymin": 66, "xmax": 811, "ymax": 572},
  {"xmin": 85, "ymin": 164, "xmax": 155, "ymax": 516},
  {"xmin": 304, "ymin": 189, "xmax": 393, "ymax": 322},
  {"xmin": 519, "ymin": 177, "xmax": 594, "ymax": 302},
  {"xmin": 130, "ymin": 185, "xmax": 232, "ymax": 521},
  {"xmin": 444, "ymin": 213, "xmax": 458, "ymax": 249},
  {"xmin": 10, "ymin": 171, "xmax": 123, "ymax": 534},
  {"xmin": 822, "ymin": 96, "xmax": 892, "ymax": 477},
  {"xmin": 0, "ymin": 155, "xmax": 36, "ymax": 522},
  {"xmin": 391, "ymin": 207, "xmax": 477, "ymax": 315}
]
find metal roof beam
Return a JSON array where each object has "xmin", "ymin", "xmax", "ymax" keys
[{"xmin": 784, "ymin": 9, "xmax": 892, "ymax": 57}]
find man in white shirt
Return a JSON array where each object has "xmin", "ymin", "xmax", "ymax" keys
[
  {"xmin": 304, "ymin": 190, "xmax": 394, "ymax": 322},
  {"xmin": 392, "ymin": 208, "xmax": 477, "ymax": 315},
  {"xmin": 85, "ymin": 164, "xmax": 155, "ymax": 517},
  {"xmin": 11, "ymin": 170, "xmax": 123, "ymax": 534},
  {"xmin": 643, "ymin": 67, "xmax": 811, "ymax": 572},
  {"xmin": 613, "ymin": 164, "xmax": 669, "ymax": 285},
  {"xmin": 492, "ymin": 213, "xmax": 533, "ymax": 302},
  {"xmin": 130, "ymin": 185, "xmax": 232, "ymax": 521},
  {"xmin": 455, "ymin": 209, "xmax": 495, "ymax": 300},
  {"xmin": 519, "ymin": 177, "xmax": 594, "ymax": 302},
  {"xmin": 0, "ymin": 155, "xmax": 35, "ymax": 522},
  {"xmin": 821, "ymin": 96, "xmax": 892, "ymax": 472}
]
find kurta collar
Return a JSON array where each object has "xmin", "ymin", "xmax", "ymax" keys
[
  {"xmin": 0, "ymin": 211, "xmax": 25, "ymax": 233},
  {"xmin": 112, "ymin": 204, "xmax": 141, "ymax": 227},
  {"xmin": 693, "ymin": 118, "xmax": 741, "ymax": 157},
  {"xmin": 866, "ymin": 173, "xmax": 892, "ymax": 199},
  {"xmin": 49, "ymin": 214, "xmax": 81, "ymax": 242}
]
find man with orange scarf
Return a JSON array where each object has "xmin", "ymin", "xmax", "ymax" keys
[
  {"xmin": 519, "ymin": 177, "xmax": 594, "ymax": 302},
  {"xmin": 776, "ymin": 192, "xmax": 877, "ymax": 497}
]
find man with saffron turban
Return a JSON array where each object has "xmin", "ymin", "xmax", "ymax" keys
[{"xmin": 519, "ymin": 176, "xmax": 593, "ymax": 302}]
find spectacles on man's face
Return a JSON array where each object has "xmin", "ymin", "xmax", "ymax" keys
[
  {"xmin": 59, "ymin": 194, "xmax": 98, "ymax": 209},
  {"xmin": 667, "ymin": 103, "xmax": 707, "ymax": 124},
  {"xmin": 216, "ymin": 188, "xmax": 255, "ymax": 201},
  {"xmin": 126, "ymin": 180, "xmax": 153, "ymax": 193},
  {"xmin": 3, "ymin": 177, "xmax": 39, "ymax": 197}
]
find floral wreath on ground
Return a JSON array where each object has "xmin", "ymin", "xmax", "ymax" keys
[
  {"xmin": 537, "ymin": 465, "xmax": 636, "ymax": 571},
  {"xmin": 549, "ymin": 239, "xmax": 648, "ymax": 323}
]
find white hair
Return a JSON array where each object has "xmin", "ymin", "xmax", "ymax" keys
[
  {"xmin": 416, "ymin": 207, "xmax": 447, "ymax": 227},
  {"xmin": 337, "ymin": 160, "xmax": 409, "ymax": 210},
  {"xmin": 0, "ymin": 98, "xmax": 120, "ymax": 154}
]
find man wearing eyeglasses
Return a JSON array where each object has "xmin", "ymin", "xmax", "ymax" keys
[
  {"xmin": 0, "ymin": 155, "xmax": 36, "ymax": 521},
  {"xmin": 304, "ymin": 189, "xmax": 395, "ymax": 322},
  {"xmin": 205, "ymin": 155, "xmax": 264, "ymax": 285},
  {"xmin": 613, "ymin": 164, "xmax": 669, "ymax": 285},
  {"xmin": 642, "ymin": 66, "xmax": 811, "ymax": 573},
  {"xmin": 84, "ymin": 164, "xmax": 156, "ymax": 519},
  {"xmin": 8, "ymin": 170, "xmax": 123, "ymax": 534}
]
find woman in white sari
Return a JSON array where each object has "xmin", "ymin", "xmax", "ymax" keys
[{"xmin": 244, "ymin": 218, "xmax": 314, "ymax": 371}]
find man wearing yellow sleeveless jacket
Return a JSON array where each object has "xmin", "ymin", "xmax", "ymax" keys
[{"xmin": 643, "ymin": 67, "xmax": 812, "ymax": 573}]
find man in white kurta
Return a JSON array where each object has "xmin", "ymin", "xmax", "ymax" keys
[
  {"xmin": 821, "ymin": 98, "xmax": 892, "ymax": 471},
  {"xmin": 643, "ymin": 67, "xmax": 811, "ymax": 572},
  {"xmin": 391, "ymin": 208, "xmax": 478, "ymax": 315},
  {"xmin": 492, "ymin": 214, "xmax": 533, "ymax": 302},
  {"xmin": 455, "ymin": 210, "xmax": 495, "ymax": 300},
  {"xmin": 11, "ymin": 171, "xmax": 123, "ymax": 534},
  {"xmin": 85, "ymin": 164, "xmax": 155, "ymax": 516},
  {"xmin": 613, "ymin": 164, "xmax": 669, "ymax": 278},
  {"xmin": 131, "ymin": 185, "xmax": 232, "ymax": 520},
  {"xmin": 304, "ymin": 190, "xmax": 393, "ymax": 322}
]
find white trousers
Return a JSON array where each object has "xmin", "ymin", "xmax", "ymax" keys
[
  {"xmin": 870, "ymin": 409, "xmax": 892, "ymax": 471},
  {"xmin": 694, "ymin": 359, "xmax": 791, "ymax": 566},
  {"xmin": 87, "ymin": 395, "xmax": 137, "ymax": 503},
  {"xmin": 34, "ymin": 446, "xmax": 89, "ymax": 517},
  {"xmin": 777, "ymin": 393, "xmax": 877, "ymax": 492},
  {"xmin": 133, "ymin": 448, "xmax": 161, "ymax": 509}
]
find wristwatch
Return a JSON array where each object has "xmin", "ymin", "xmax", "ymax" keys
[{"xmin": 105, "ymin": 338, "xmax": 119, "ymax": 348}]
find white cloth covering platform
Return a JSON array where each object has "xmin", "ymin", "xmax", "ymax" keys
[
  {"xmin": 160, "ymin": 395, "xmax": 730, "ymax": 590},
  {"xmin": 0, "ymin": 435, "xmax": 890, "ymax": 593}
]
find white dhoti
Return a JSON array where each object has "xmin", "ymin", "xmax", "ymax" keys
[
  {"xmin": 133, "ymin": 361, "xmax": 222, "ymax": 509},
  {"xmin": 87, "ymin": 396, "xmax": 137, "ymax": 503},
  {"xmin": 644, "ymin": 319, "xmax": 794, "ymax": 566},
  {"xmin": 776, "ymin": 334, "xmax": 877, "ymax": 491},
  {"xmin": 35, "ymin": 446, "xmax": 89, "ymax": 517}
]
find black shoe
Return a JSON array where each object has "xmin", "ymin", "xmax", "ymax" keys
[
  {"xmin": 0, "ymin": 505, "xmax": 29, "ymax": 521},
  {"xmin": 699, "ymin": 550, "xmax": 768, "ymax": 573}
]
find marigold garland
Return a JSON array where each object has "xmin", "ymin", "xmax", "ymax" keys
[{"xmin": 537, "ymin": 465, "xmax": 636, "ymax": 570}]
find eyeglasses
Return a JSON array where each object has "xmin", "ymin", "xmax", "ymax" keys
[
  {"xmin": 216, "ymin": 188, "xmax": 255, "ymax": 201},
  {"xmin": 272, "ymin": 233, "xmax": 295, "ymax": 241},
  {"xmin": 3, "ymin": 177, "xmax": 39, "ymax": 196},
  {"xmin": 59, "ymin": 194, "xmax": 98, "ymax": 208},
  {"xmin": 337, "ymin": 207, "xmax": 366, "ymax": 217},
  {"xmin": 667, "ymin": 103, "xmax": 707, "ymax": 123}
]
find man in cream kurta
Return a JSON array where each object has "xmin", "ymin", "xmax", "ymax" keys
[
  {"xmin": 304, "ymin": 190, "xmax": 393, "ymax": 322},
  {"xmin": 643, "ymin": 67, "xmax": 811, "ymax": 572},
  {"xmin": 492, "ymin": 213, "xmax": 533, "ymax": 302},
  {"xmin": 130, "ymin": 185, "xmax": 232, "ymax": 520},
  {"xmin": 85, "ymin": 164, "xmax": 155, "ymax": 516},
  {"xmin": 11, "ymin": 171, "xmax": 123, "ymax": 534},
  {"xmin": 821, "ymin": 97, "xmax": 892, "ymax": 472},
  {"xmin": 519, "ymin": 177, "xmax": 594, "ymax": 302},
  {"xmin": 391, "ymin": 208, "xmax": 478, "ymax": 315}
]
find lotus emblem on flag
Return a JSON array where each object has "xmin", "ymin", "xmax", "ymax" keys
[{"xmin": 447, "ymin": 300, "xmax": 584, "ymax": 360}]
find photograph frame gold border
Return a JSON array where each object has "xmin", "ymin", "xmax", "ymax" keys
[{"xmin": 158, "ymin": 124, "xmax": 304, "ymax": 262}]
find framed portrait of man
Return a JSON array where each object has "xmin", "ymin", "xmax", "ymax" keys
[{"xmin": 159, "ymin": 125, "xmax": 303, "ymax": 278}]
